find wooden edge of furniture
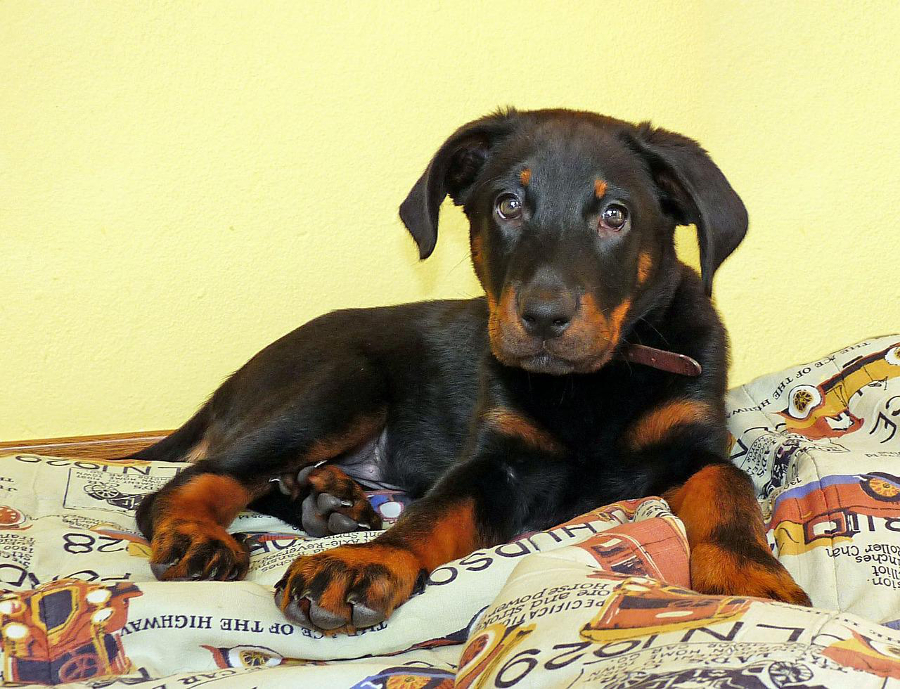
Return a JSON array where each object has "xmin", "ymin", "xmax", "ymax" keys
[{"xmin": 0, "ymin": 430, "xmax": 172, "ymax": 460}]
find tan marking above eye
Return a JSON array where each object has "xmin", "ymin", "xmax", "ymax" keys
[
  {"xmin": 594, "ymin": 179, "xmax": 607, "ymax": 199},
  {"xmin": 519, "ymin": 168, "xmax": 532, "ymax": 186}
]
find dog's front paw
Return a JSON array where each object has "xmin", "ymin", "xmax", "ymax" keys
[
  {"xmin": 274, "ymin": 543, "xmax": 425, "ymax": 634},
  {"xmin": 690, "ymin": 541, "xmax": 811, "ymax": 606},
  {"xmin": 150, "ymin": 519, "xmax": 249, "ymax": 582}
]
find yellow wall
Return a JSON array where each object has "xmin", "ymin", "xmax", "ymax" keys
[{"xmin": 2, "ymin": 2, "xmax": 899, "ymax": 439}]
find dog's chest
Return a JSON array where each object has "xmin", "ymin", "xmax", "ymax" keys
[{"xmin": 511, "ymin": 362, "xmax": 665, "ymax": 455}]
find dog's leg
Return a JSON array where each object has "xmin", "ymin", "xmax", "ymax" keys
[
  {"xmin": 137, "ymin": 371, "xmax": 389, "ymax": 581},
  {"xmin": 624, "ymin": 401, "xmax": 810, "ymax": 605},
  {"xmin": 138, "ymin": 425, "xmax": 384, "ymax": 581},
  {"xmin": 137, "ymin": 468, "xmax": 256, "ymax": 581},
  {"xmin": 664, "ymin": 463, "xmax": 811, "ymax": 605},
  {"xmin": 273, "ymin": 471, "xmax": 497, "ymax": 633},
  {"xmin": 623, "ymin": 398, "xmax": 810, "ymax": 605},
  {"xmin": 274, "ymin": 412, "xmax": 567, "ymax": 633}
]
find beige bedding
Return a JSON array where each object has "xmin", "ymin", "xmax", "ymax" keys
[{"xmin": 2, "ymin": 335, "xmax": 900, "ymax": 686}]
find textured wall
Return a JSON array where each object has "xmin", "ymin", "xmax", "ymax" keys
[{"xmin": 2, "ymin": 2, "xmax": 899, "ymax": 439}]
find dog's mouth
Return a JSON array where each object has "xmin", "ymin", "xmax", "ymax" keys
[
  {"xmin": 493, "ymin": 339, "xmax": 615, "ymax": 375},
  {"xmin": 486, "ymin": 289, "xmax": 631, "ymax": 376},
  {"xmin": 519, "ymin": 352, "xmax": 571, "ymax": 375},
  {"xmin": 489, "ymin": 307, "xmax": 629, "ymax": 376}
]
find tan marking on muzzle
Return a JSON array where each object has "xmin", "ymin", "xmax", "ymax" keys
[
  {"xmin": 605, "ymin": 298, "xmax": 632, "ymax": 343},
  {"xmin": 487, "ymin": 287, "xmax": 522, "ymax": 366},
  {"xmin": 470, "ymin": 233, "xmax": 487, "ymax": 286},
  {"xmin": 637, "ymin": 251, "xmax": 653, "ymax": 286},
  {"xmin": 579, "ymin": 295, "xmax": 631, "ymax": 344},
  {"xmin": 488, "ymin": 288, "xmax": 631, "ymax": 371},
  {"xmin": 552, "ymin": 294, "xmax": 631, "ymax": 366}
]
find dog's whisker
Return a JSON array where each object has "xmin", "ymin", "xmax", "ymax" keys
[
  {"xmin": 618, "ymin": 336, "xmax": 635, "ymax": 375},
  {"xmin": 446, "ymin": 252, "xmax": 472, "ymax": 276},
  {"xmin": 638, "ymin": 316, "xmax": 670, "ymax": 347}
]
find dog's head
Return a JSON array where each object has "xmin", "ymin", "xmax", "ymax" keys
[{"xmin": 400, "ymin": 109, "xmax": 747, "ymax": 375}]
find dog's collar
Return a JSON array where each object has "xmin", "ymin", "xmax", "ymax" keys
[{"xmin": 616, "ymin": 344, "xmax": 702, "ymax": 377}]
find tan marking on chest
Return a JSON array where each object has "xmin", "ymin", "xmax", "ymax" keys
[
  {"xmin": 626, "ymin": 399, "xmax": 713, "ymax": 450},
  {"xmin": 484, "ymin": 408, "xmax": 563, "ymax": 453}
]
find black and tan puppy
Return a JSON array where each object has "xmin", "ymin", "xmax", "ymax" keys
[{"xmin": 134, "ymin": 108, "xmax": 811, "ymax": 634}]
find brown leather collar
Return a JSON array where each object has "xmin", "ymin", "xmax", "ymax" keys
[{"xmin": 616, "ymin": 344, "xmax": 702, "ymax": 377}]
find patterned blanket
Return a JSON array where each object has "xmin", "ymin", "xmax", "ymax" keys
[{"xmin": 1, "ymin": 335, "xmax": 900, "ymax": 686}]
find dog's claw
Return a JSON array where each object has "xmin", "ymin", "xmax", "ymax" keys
[
  {"xmin": 295, "ymin": 465, "xmax": 316, "ymax": 485},
  {"xmin": 149, "ymin": 523, "xmax": 250, "ymax": 582},
  {"xmin": 150, "ymin": 562, "xmax": 175, "ymax": 579},
  {"xmin": 350, "ymin": 601, "xmax": 385, "ymax": 628},
  {"xmin": 281, "ymin": 595, "xmax": 312, "ymax": 627},
  {"xmin": 309, "ymin": 602, "xmax": 346, "ymax": 630}
]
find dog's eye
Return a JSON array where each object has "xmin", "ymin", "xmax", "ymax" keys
[
  {"xmin": 600, "ymin": 204, "xmax": 628, "ymax": 232},
  {"xmin": 495, "ymin": 194, "xmax": 523, "ymax": 221}
]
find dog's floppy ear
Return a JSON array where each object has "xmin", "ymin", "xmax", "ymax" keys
[
  {"xmin": 399, "ymin": 111, "xmax": 517, "ymax": 259},
  {"xmin": 627, "ymin": 124, "xmax": 748, "ymax": 295}
]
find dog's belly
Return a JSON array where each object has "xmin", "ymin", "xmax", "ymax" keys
[{"xmin": 330, "ymin": 429, "xmax": 396, "ymax": 490}]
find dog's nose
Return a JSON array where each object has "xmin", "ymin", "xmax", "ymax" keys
[{"xmin": 518, "ymin": 290, "xmax": 577, "ymax": 339}]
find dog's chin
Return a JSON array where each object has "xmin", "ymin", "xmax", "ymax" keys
[
  {"xmin": 491, "ymin": 335, "xmax": 615, "ymax": 376},
  {"xmin": 517, "ymin": 353, "xmax": 576, "ymax": 375},
  {"xmin": 508, "ymin": 351, "xmax": 613, "ymax": 376}
]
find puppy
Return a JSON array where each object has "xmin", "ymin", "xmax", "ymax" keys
[{"xmin": 135, "ymin": 108, "xmax": 810, "ymax": 634}]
